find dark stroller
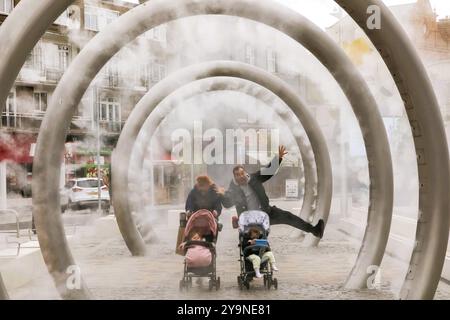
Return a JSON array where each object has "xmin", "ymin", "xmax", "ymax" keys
[
  {"xmin": 179, "ymin": 209, "xmax": 220, "ymax": 291},
  {"xmin": 237, "ymin": 210, "xmax": 278, "ymax": 290}
]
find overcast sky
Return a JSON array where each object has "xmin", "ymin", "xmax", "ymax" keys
[
  {"xmin": 123, "ymin": 0, "xmax": 450, "ymax": 29},
  {"xmin": 273, "ymin": 0, "xmax": 450, "ymax": 28}
]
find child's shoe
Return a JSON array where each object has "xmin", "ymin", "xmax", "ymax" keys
[
  {"xmin": 271, "ymin": 264, "xmax": 279, "ymax": 271},
  {"xmin": 254, "ymin": 268, "xmax": 263, "ymax": 278}
]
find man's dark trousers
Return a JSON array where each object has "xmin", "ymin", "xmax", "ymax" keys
[{"xmin": 268, "ymin": 206, "xmax": 314, "ymax": 233}]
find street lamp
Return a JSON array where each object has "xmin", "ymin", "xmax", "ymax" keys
[{"xmin": 94, "ymin": 86, "xmax": 102, "ymax": 214}]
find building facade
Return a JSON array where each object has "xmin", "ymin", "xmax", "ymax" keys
[
  {"xmin": 0, "ymin": 0, "xmax": 169, "ymax": 194},
  {"xmin": 326, "ymin": 0, "xmax": 450, "ymax": 211},
  {"xmin": 1, "ymin": 1, "xmax": 337, "ymax": 206},
  {"xmin": 327, "ymin": 0, "xmax": 450, "ymax": 121}
]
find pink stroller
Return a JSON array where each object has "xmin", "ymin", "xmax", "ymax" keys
[{"xmin": 179, "ymin": 209, "xmax": 220, "ymax": 291}]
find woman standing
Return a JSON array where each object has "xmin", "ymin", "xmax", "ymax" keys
[{"xmin": 185, "ymin": 175, "xmax": 223, "ymax": 217}]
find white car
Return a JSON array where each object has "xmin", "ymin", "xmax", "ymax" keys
[{"xmin": 60, "ymin": 178, "xmax": 110, "ymax": 213}]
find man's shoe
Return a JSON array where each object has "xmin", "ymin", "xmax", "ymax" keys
[{"xmin": 313, "ymin": 219, "xmax": 325, "ymax": 239}]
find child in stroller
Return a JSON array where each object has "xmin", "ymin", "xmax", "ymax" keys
[
  {"xmin": 245, "ymin": 227, "xmax": 279, "ymax": 277},
  {"xmin": 237, "ymin": 210, "xmax": 279, "ymax": 290},
  {"xmin": 179, "ymin": 209, "xmax": 220, "ymax": 291}
]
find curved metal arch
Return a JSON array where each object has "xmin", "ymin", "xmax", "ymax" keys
[
  {"xmin": 124, "ymin": 75, "xmax": 319, "ymax": 236},
  {"xmin": 0, "ymin": 0, "xmax": 445, "ymax": 301},
  {"xmin": 0, "ymin": 0, "xmax": 394, "ymax": 298},
  {"xmin": 0, "ymin": 0, "xmax": 74, "ymax": 300},
  {"xmin": 29, "ymin": 0, "xmax": 391, "ymax": 296},
  {"xmin": 0, "ymin": 278, "xmax": 7, "ymax": 300},
  {"xmin": 33, "ymin": 0, "xmax": 392, "ymax": 294},
  {"xmin": 336, "ymin": 0, "xmax": 450, "ymax": 300}
]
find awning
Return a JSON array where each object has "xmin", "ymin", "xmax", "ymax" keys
[{"xmin": 0, "ymin": 133, "xmax": 35, "ymax": 164}]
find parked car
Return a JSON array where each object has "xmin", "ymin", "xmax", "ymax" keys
[{"xmin": 60, "ymin": 178, "xmax": 110, "ymax": 213}]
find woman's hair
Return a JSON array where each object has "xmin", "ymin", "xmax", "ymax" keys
[{"xmin": 196, "ymin": 175, "xmax": 213, "ymax": 187}]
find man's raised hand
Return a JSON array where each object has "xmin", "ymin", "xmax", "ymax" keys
[{"xmin": 279, "ymin": 145, "xmax": 288, "ymax": 160}]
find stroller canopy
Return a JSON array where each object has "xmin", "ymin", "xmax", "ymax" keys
[
  {"xmin": 184, "ymin": 209, "xmax": 218, "ymax": 238},
  {"xmin": 238, "ymin": 210, "xmax": 270, "ymax": 233}
]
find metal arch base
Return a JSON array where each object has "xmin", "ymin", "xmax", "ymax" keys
[{"xmin": 122, "ymin": 75, "xmax": 321, "ymax": 240}]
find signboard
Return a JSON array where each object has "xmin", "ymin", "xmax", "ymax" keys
[
  {"xmin": 285, "ymin": 179, "xmax": 299, "ymax": 198},
  {"xmin": 29, "ymin": 143, "xmax": 36, "ymax": 157}
]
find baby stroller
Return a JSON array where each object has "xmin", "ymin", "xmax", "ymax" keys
[
  {"xmin": 179, "ymin": 209, "xmax": 220, "ymax": 291},
  {"xmin": 237, "ymin": 210, "xmax": 278, "ymax": 290}
]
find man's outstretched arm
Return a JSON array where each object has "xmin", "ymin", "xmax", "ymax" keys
[{"xmin": 253, "ymin": 145, "xmax": 288, "ymax": 183}]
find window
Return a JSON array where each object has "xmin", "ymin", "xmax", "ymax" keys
[
  {"xmin": 2, "ymin": 92, "xmax": 16, "ymax": 127},
  {"xmin": 146, "ymin": 25, "xmax": 167, "ymax": 43},
  {"xmin": 24, "ymin": 42, "xmax": 43, "ymax": 70},
  {"xmin": 136, "ymin": 63, "xmax": 149, "ymax": 87},
  {"xmin": 84, "ymin": 6, "xmax": 98, "ymax": 31},
  {"xmin": 84, "ymin": 6, "xmax": 119, "ymax": 31},
  {"xmin": 245, "ymin": 44, "xmax": 256, "ymax": 65},
  {"xmin": 103, "ymin": 58, "xmax": 119, "ymax": 87},
  {"xmin": 6, "ymin": 92, "xmax": 15, "ymax": 114},
  {"xmin": 151, "ymin": 61, "xmax": 166, "ymax": 82},
  {"xmin": 77, "ymin": 179, "xmax": 104, "ymax": 188},
  {"xmin": 100, "ymin": 102, "xmax": 108, "ymax": 121},
  {"xmin": 99, "ymin": 97, "xmax": 120, "ymax": 123},
  {"xmin": 266, "ymin": 48, "xmax": 278, "ymax": 73},
  {"xmin": 0, "ymin": 0, "xmax": 13, "ymax": 14},
  {"xmin": 102, "ymin": 10, "xmax": 118, "ymax": 29},
  {"xmin": 34, "ymin": 92, "xmax": 48, "ymax": 112},
  {"xmin": 99, "ymin": 97, "xmax": 121, "ymax": 132},
  {"xmin": 58, "ymin": 45, "xmax": 70, "ymax": 70}
]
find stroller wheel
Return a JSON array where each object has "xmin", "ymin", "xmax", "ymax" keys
[
  {"xmin": 216, "ymin": 277, "xmax": 221, "ymax": 290},
  {"xmin": 267, "ymin": 277, "xmax": 273, "ymax": 290},
  {"xmin": 238, "ymin": 276, "xmax": 243, "ymax": 290},
  {"xmin": 208, "ymin": 279, "xmax": 214, "ymax": 291},
  {"xmin": 273, "ymin": 278, "xmax": 278, "ymax": 290},
  {"xmin": 244, "ymin": 279, "xmax": 250, "ymax": 290},
  {"xmin": 263, "ymin": 275, "xmax": 268, "ymax": 288},
  {"xmin": 188, "ymin": 277, "xmax": 193, "ymax": 288}
]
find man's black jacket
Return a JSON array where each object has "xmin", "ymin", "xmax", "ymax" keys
[{"xmin": 221, "ymin": 157, "xmax": 282, "ymax": 215}]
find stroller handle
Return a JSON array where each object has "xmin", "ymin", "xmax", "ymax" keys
[{"xmin": 184, "ymin": 240, "xmax": 215, "ymax": 249}]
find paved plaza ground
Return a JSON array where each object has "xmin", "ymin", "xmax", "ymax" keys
[{"xmin": 5, "ymin": 201, "xmax": 450, "ymax": 300}]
